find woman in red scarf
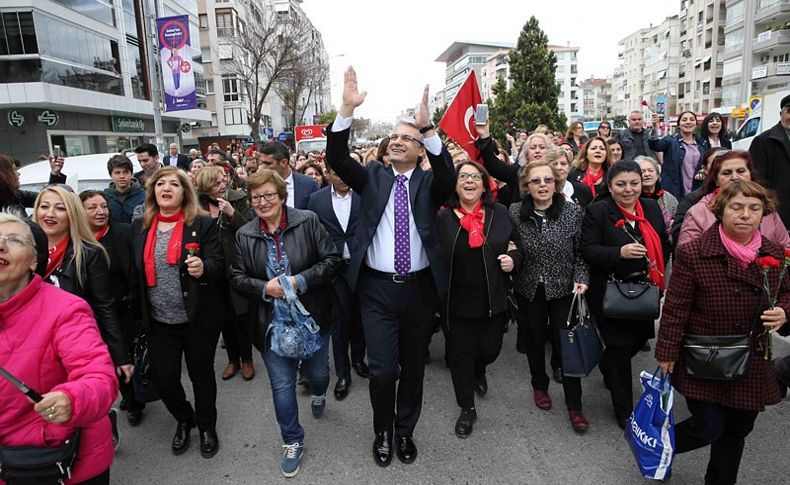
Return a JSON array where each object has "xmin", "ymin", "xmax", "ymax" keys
[
  {"xmin": 567, "ymin": 137, "xmax": 612, "ymax": 198},
  {"xmin": 131, "ymin": 166, "xmax": 224, "ymax": 459},
  {"xmin": 580, "ymin": 161, "xmax": 670, "ymax": 429},
  {"xmin": 436, "ymin": 161, "xmax": 522, "ymax": 438}
]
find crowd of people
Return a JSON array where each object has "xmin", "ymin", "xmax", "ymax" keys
[{"xmin": 1, "ymin": 66, "xmax": 789, "ymax": 484}]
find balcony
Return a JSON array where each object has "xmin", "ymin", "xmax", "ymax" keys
[
  {"xmin": 755, "ymin": 0, "xmax": 790, "ymax": 26},
  {"xmin": 751, "ymin": 61, "xmax": 790, "ymax": 80},
  {"xmin": 217, "ymin": 27, "xmax": 238, "ymax": 38},
  {"xmin": 753, "ymin": 29, "xmax": 790, "ymax": 53}
]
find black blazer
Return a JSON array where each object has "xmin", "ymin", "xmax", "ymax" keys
[
  {"xmin": 132, "ymin": 215, "xmax": 224, "ymax": 331},
  {"xmin": 750, "ymin": 122, "xmax": 790, "ymax": 227},
  {"xmin": 567, "ymin": 167, "xmax": 609, "ymax": 199},
  {"xmin": 565, "ymin": 181, "xmax": 593, "ymax": 207},
  {"xmin": 291, "ymin": 171, "xmax": 320, "ymax": 210},
  {"xmin": 307, "ymin": 186, "xmax": 361, "ymax": 258},
  {"xmin": 99, "ymin": 223, "xmax": 139, "ymax": 317},
  {"xmin": 163, "ymin": 154, "xmax": 190, "ymax": 171},
  {"xmin": 325, "ymin": 122, "xmax": 456, "ymax": 294},
  {"xmin": 48, "ymin": 242, "xmax": 128, "ymax": 365},
  {"xmin": 474, "ymin": 136, "xmax": 521, "ymax": 205}
]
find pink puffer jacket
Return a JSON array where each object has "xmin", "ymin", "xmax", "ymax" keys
[{"xmin": 0, "ymin": 275, "xmax": 118, "ymax": 484}]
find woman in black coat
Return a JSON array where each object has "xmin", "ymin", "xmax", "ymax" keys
[
  {"xmin": 437, "ymin": 161, "xmax": 522, "ymax": 438},
  {"xmin": 80, "ymin": 189, "xmax": 144, "ymax": 425},
  {"xmin": 580, "ymin": 161, "xmax": 670, "ymax": 429},
  {"xmin": 132, "ymin": 166, "xmax": 224, "ymax": 459}
]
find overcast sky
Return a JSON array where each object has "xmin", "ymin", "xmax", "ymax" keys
[{"xmin": 301, "ymin": 0, "xmax": 678, "ymax": 122}]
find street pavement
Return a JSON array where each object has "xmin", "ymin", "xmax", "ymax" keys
[{"xmin": 111, "ymin": 325, "xmax": 790, "ymax": 484}]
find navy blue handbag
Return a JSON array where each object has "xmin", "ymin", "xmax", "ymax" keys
[
  {"xmin": 560, "ymin": 292, "xmax": 605, "ymax": 378},
  {"xmin": 269, "ymin": 275, "xmax": 323, "ymax": 360}
]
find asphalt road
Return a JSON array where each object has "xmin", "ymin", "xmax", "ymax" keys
[{"xmin": 111, "ymin": 326, "xmax": 790, "ymax": 484}]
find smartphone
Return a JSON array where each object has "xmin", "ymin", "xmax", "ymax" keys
[
  {"xmin": 475, "ymin": 104, "xmax": 489, "ymax": 125},
  {"xmin": 53, "ymin": 145, "xmax": 62, "ymax": 158}
]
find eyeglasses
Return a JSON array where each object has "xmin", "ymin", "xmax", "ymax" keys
[
  {"xmin": 458, "ymin": 172, "xmax": 483, "ymax": 182},
  {"xmin": 250, "ymin": 192, "xmax": 279, "ymax": 203},
  {"xmin": 528, "ymin": 176, "xmax": 556, "ymax": 186},
  {"xmin": 388, "ymin": 133, "xmax": 424, "ymax": 146},
  {"xmin": 0, "ymin": 235, "xmax": 35, "ymax": 249}
]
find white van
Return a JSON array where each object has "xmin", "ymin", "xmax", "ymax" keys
[
  {"xmin": 19, "ymin": 152, "xmax": 140, "ymax": 193},
  {"xmin": 732, "ymin": 90, "xmax": 790, "ymax": 150}
]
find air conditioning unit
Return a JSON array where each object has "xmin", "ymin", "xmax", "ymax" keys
[{"xmin": 682, "ymin": 49, "xmax": 691, "ymax": 58}]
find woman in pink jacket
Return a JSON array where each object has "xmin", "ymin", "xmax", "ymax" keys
[
  {"xmin": 0, "ymin": 212, "xmax": 118, "ymax": 484},
  {"xmin": 677, "ymin": 150, "xmax": 790, "ymax": 248}
]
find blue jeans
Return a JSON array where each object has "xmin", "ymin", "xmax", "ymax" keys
[{"xmin": 261, "ymin": 332, "xmax": 330, "ymax": 444}]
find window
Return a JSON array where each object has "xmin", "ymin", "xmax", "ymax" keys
[
  {"xmin": 723, "ymin": 57, "xmax": 742, "ymax": 77},
  {"xmin": 199, "ymin": 14, "xmax": 208, "ymax": 29},
  {"xmin": 127, "ymin": 41, "xmax": 147, "ymax": 100},
  {"xmin": 724, "ymin": 28, "xmax": 744, "ymax": 53},
  {"xmin": 0, "ymin": 12, "xmax": 38, "ymax": 55},
  {"xmin": 52, "ymin": 0, "xmax": 115, "ymax": 26},
  {"xmin": 725, "ymin": 1, "xmax": 745, "ymax": 26},
  {"xmin": 224, "ymin": 108, "xmax": 245, "ymax": 125},
  {"xmin": 206, "ymin": 79, "xmax": 214, "ymax": 94},
  {"xmin": 222, "ymin": 74, "xmax": 240, "ymax": 102},
  {"xmin": 201, "ymin": 47, "xmax": 212, "ymax": 62},
  {"xmin": 216, "ymin": 10, "xmax": 233, "ymax": 36}
]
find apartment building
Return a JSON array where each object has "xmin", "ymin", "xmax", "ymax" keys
[
  {"xmin": 614, "ymin": 27, "xmax": 650, "ymax": 117},
  {"xmin": 579, "ymin": 78, "xmax": 613, "ymax": 121},
  {"xmin": 193, "ymin": 0, "xmax": 330, "ymax": 141}
]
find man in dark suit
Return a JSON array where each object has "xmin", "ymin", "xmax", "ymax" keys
[
  {"xmin": 325, "ymin": 66, "xmax": 455, "ymax": 467},
  {"xmin": 307, "ymin": 169, "xmax": 368, "ymax": 401},
  {"xmin": 257, "ymin": 141, "xmax": 318, "ymax": 209},
  {"xmin": 134, "ymin": 143, "xmax": 162, "ymax": 188},
  {"xmin": 749, "ymin": 93, "xmax": 790, "ymax": 227},
  {"xmin": 165, "ymin": 143, "xmax": 191, "ymax": 171}
]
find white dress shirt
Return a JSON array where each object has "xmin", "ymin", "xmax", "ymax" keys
[
  {"xmin": 332, "ymin": 113, "xmax": 436, "ymax": 273},
  {"xmin": 168, "ymin": 155, "xmax": 179, "ymax": 166},
  {"xmin": 285, "ymin": 171, "xmax": 295, "ymax": 208},
  {"xmin": 331, "ymin": 185, "xmax": 353, "ymax": 259},
  {"xmin": 562, "ymin": 181, "xmax": 577, "ymax": 203}
]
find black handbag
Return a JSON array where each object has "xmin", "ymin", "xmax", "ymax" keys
[
  {"xmin": 602, "ymin": 279, "xmax": 660, "ymax": 320},
  {"xmin": 681, "ymin": 334, "xmax": 751, "ymax": 381},
  {"xmin": 560, "ymin": 293, "xmax": 605, "ymax": 377},
  {"xmin": 132, "ymin": 333, "xmax": 159, "ymax": 403},
  {"xmin": 0, "ymin": 428, "xmax": 81, "ymax": 485}
]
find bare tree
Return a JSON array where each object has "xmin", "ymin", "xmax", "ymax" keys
[
  {"xmin": 274, "ymin": 53, "xmax": 328, "ymax": 129},
  {"xmin": 223, "ymin": 10, "xmax": 313, "ymax": 140}
]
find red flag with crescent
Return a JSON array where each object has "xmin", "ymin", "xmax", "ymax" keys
[{"xmin": 438, "ymin": 70, "xmax": 482, "ymax": 161}]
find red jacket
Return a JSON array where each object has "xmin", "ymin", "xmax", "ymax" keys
[
  {"xmin": 656, "ymin": 225, "xmax": 790, "ymax": 411},
  {"xmin": 0, "ymin": 275, "xmax": 118, "ymax": 483}
]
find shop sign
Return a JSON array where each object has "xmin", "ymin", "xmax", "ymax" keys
[{"xmin": 112, "ymin": 116, "xmax": 145, "ymax": 133}]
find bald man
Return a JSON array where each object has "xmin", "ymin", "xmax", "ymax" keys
[{"xmin": 166, "ymin": 143, "xmax": 190, "ymax": 171}]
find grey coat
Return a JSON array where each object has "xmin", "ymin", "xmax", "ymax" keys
[{"xmin": 509, "ymin": 195, "xmax": 590, "ymax": 301}]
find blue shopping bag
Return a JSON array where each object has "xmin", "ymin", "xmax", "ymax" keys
[{"xmin": 624, "ymin": 368, "xmax": 675, "ymax": 480}]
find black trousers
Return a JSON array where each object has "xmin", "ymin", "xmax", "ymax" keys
[
  {"xmin": 518, "ymin": 288, "xmax": 582, "ymax": 410},
  {"xmin": 358, "ymin": 267, "xmax": 437, "ymax": 437},
  {"xmin": 117, "ymin": 309, "xmax": 144, "ymax": 413},
  {"xmin": 219, "ymin": 284, "xmax": 252, "ymax": 363},
  {"xmin": 447, "ymin": 313, "xmax": 506, "ymax": 409},
  {"xmin": 331, "ymin": 272, "xmax": 366, "ymax": 379},
  {"xmin": 148, "ymin": 320, "xmax": 220, "ymax": 432},
  {"xmin": 600, "ymin": 339, "xmax": 645, "ymax": 423},
  {"xmin": 675, "ymin": 398, "xmax": 759, "ymax": 485},
  {"xmin": 75, "ymin": 468, "xmax": 110, "ymax": 484}
]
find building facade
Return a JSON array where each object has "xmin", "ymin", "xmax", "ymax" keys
[
  {"xmin": 579, "ymin": 78, "xmax": 612, "ymax": 121},
  {"xmin": 0, "ymin": 0, "xmax": 211, "ymax": 163},
  {"xmin": 193, "ymin": 0, "xmax": 329, "ymax": 142},
  {"xmin": 552, "ymin": 44, "xmax": 581, "ymax": 121}
]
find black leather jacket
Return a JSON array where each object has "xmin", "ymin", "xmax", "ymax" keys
[
  {"xmin": 48, "ymin": 242, "xmax": 129, "ymax": 365},
  {"xmin": 230, "ymin": 207, "xmax": 342, "ymax": 351}
]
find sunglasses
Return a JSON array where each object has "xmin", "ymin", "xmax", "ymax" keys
[{"xmin": 527, "ymin": 176, "xmax": 555, "ymax": 186}]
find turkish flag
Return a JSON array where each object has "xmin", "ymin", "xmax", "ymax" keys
[{"xmin": 439, "ymin": 70, "xmax": 482, "ymax": 160}]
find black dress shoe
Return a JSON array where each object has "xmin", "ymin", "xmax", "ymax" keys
[
  {"xmin": 395, "ymin": 435, "xmax": 417, "ymax": 464},
  {"xmin": 200, "ymin": 430, "xmax": 219, "ymax": 458},
  {"xmin": 126, "ymin": 409, "xmax": 143, "ymax": 427},
  {"xmin": 455, "ymin": 408, "xmax": 477, "ymax": 438},
  {"xmin": 334, "ymin": 378, "xmax": 350, "ymax": 401},
  {"xmin": 352, "ymin": 361, "xmax": 370, "ymax": 379},
  {"xmin": 172, "ymin": 422, "xmax": 193, "ymax": 455},
  {"xmin": 552, "ymin": 367, "xmax": 563, "ymax": 384},
  {"xmin": 474, "ymin": 375, "xmax": 488, "ymax": 397},
  {"xmin": 372, "ymin": 431, "xmax": 393, "ymax": 467}
]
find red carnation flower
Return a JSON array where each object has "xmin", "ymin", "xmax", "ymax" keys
[
  {"xmin": 185, "ymin": 243, "xmax": 200, "ymax": 257},
  {"xmin": 756, "ymin": 255, "xmax": 781, "ymax": 269},
  {"xmin": 641, "ymin": 100, "xmax": 648, "ymax": 106},
  {"xmin": 614, "ymin": 219, "xmax": 626, "ymax": 229}
]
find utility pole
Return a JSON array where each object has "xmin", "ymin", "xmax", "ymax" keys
[{"xmin": 143, "ymin": 4, "xmax": 165, "ymax": 155}]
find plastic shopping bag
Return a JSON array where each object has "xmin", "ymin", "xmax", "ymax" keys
[{"xmin": 624, "ymin": 368, "xmax": 675, "ymax": 480}]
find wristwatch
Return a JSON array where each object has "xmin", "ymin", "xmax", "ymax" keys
[{"xmin": 419, "ymin": 124, "xmax": 435, "ymax": 134}]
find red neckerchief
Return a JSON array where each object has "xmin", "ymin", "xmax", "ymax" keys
[
  {"xmin": 488, "ymin": 179, "xmax": 499, "ymax": 201},
  {"xmin": 260, "ymin": 209, "xmax": 288, "ymax": 261},
  {"xmin": 94, "ymin": 225, "xmax": 110, "ymax": 241},
  {"xmin": 45, "ymin": 234, "xmax": 70, "ymax": 279},
  {"xmin": 618, "ymin": 200, "xmax": 666, "ymax": 290},
  {"xmin": 581, "ymin": 167, "xmax": 604, "ymax": 197},
  {"xmin": 458, "ymin": 201, "xmax": 486, "ymax": 249},
  {"xmin": 143, "ymin": 211, "xmax": 184, "ymax": 287}
]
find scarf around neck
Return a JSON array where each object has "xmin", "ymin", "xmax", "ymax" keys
[
  {"xmin": 618, "ymin": 200, "xmax": 666, "ymax": 290},
  {"xmin": 581, "ymin": 166, "xmax": 604, "ymax": 197},
  {"xmin": 458, "ymin": 200, "xmax": 486, "ymax": 249},
  {"xmin": 45, "ymin": 234, "xmax": 70, "ymax": 279},
  {"xmin": 719, "ymin": 224, "xmax": 761, "ymax": 267},
  {"xmin": 143, "ymin": 211, "xmax": 184, "ymax": 287}
]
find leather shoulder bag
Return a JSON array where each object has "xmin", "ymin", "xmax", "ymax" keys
[
  {"xmin": 602, "ymin": 278, "xmax": 661, "ymax": 321},
  {"xmin": 681, "ymin": 333, "xmax": 751, "ymax": 381}
]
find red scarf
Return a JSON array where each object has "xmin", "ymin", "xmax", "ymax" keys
[
  {"xmin": 458, "ymin": 201, "xmax": 486, "ymax": 249},
  {"xmin": 45, "ymin": 234, "xmax": 70, "ymax": 279},
  {"xmin": 618, "ymin": 200, "xmax": 666, "ymax": 290},
  {"xmin": 94, "ymin": 225, "xmax": 110, "ymax": 241},
  {"xmin": 488, "ymin": 179, "xmax": 499, "ymax": 202},
  {"xmin": 580, "ymin": 167, "xmax": 604, "ymax": 197},
  {"xmin": 143, "ymin": 211, "xmax": 184, "ymax": 287}
]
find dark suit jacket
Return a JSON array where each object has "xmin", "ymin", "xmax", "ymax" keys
[
  {"xmin": 164, "ymin": 154, "xmax": 190, "ymax": 171},
  {"xmin": 307, "ymin": 186, "xmax": 360, "ymax": 259},
  {"xmin": 750, "ymin": 122, "xmax": 790, "ymax": 227},
  {"xmin": 132, "ymin": 215, "xmax": 224, "ymax": 331},
  {"xmin": 291, "ymin": 171, "xmax": 319, "ymax": 210},
  {"xmin": 325, "ymin": 122, "xmax": 456, "ymax": 294}
]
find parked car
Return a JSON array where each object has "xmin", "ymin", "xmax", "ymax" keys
[{"xmin": 19, "ymin": 152, "xmax": 140, "ymax": 193}]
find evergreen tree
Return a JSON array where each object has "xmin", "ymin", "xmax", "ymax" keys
[{"xmin": 489, "ymin": 16, "xmax": 565, "ymax": 140}]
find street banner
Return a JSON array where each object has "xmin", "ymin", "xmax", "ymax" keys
[
  {"xmin": 157, "ymin": 15, "xmax": 196, "ymax": 111},
  {"xmin": 439, "ymin": 70, "xmax": 482, "ymax": 160}
]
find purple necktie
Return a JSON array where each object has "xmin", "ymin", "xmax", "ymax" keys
[{"xmin": 394, "ymin": 174, "xmax": 411, "ymax": 275}]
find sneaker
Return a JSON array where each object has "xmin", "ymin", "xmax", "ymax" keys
[
  {"xmin": 109, "ymin": 408, "xmax": 120, "ymax": 450},
  {"xmin": 311, "ymin": 395, "xmax": 326, "ymax": 418},
  {"xmin": 533, "ymin": 390, "xmax": 552, "ymax": 410},
  {"xmin": 281, "ymin": 442, "xmax": 304, "ymax": 478},
  {"xmin": 569, "ymin": 410, "xmax": 589, "ymax": 433}
]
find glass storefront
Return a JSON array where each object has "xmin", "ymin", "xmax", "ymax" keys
[{"xmin": 50, "ymin": 134, "xmax": 178, "ymax": 157}]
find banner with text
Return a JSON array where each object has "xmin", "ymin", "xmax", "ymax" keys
[{"xmin": 157, "ymin": 15, "xmax": 196, "ymax": 111}]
